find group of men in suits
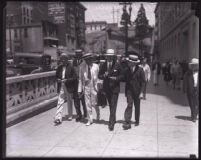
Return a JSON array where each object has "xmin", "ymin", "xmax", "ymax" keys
[{"xmin": 54, "ymin": 48, "xmax": 146, "ymax": 131}]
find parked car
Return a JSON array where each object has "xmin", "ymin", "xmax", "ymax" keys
[{"xmin": 7, "ymin": 53, "xmax": 52, "ymax": 76}]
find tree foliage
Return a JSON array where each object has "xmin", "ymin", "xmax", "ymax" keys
[{"xmin": 134, "ymin": 4, "xmax": 149, "ymax": 39}]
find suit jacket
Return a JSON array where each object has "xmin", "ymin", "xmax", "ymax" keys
[
  {"xmin": 56, "ymin": 64, "xmax": 77, "ymax": 93},
  {"xmin": 78, "ymin": 62, "xmax": 99, "ymax": 93},
  {"xmin": 125, "ymin": 65, "xmax": 146, "ymax": 96},
  {"xmin": 98, "ymin": 60, "xmax": 123, "ymax": 94},
  {"xmin": 183, "ymin": 70, "xmax": 199, "ymax": 95}
]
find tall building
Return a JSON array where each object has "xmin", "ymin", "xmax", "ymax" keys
[
  {"xmin": 6, "ymin": 2, "xmax": 87, "ymax": 56},
  {"xmin": 155, "ymin": 2, "xmax": 199, "ymax": 62}
]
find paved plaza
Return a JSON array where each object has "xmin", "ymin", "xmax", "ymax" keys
[{"xmin": 6, "ymin": 77, "xmax": 199, "ymax": 158}]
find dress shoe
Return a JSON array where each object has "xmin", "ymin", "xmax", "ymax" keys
[
  {"xmin": 122, "ymin": 123, "xmax": 131, "ymax": 130},
  {"xmin": 135, "ymin": 122, "xmax": 139, "ymax": 126},
  {"xmin": 54, "ymin": 119, "xmax": 62, "ymax": 125},
  {"xmin": 68, "ymin": 116, "xmax": 73, "ymax": 121},
  {"xmin": 76, "ymin": 117, "xmax": 82, "ymax": 122},
  {"xmin": 108, "ymin": 125, "xmax": 114, "ymax": 131},
  {"xmin": 86, "ymin": 120, "xmax": 93, "ymax": 126}
]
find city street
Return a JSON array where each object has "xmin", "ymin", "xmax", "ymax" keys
[{"xmin": 6, "ymin": 76, "xmax": 198, "ymax": 158}]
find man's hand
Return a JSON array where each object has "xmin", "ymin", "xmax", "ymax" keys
[{"xmin": 139, "ymin": 93, "xmax": 143, "ymax": 99}]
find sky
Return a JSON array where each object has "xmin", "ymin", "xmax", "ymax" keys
[{"xmin": 81, "ymin": 2, "xmax": 157, "ymax": 26}]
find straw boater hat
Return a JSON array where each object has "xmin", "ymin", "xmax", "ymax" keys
[
  {"xmin": 189, "ymin": 58, "xmax": 199, "ymax": 65},
  {"xmin": 126, "ymin": 55, "xmax": 140, "ymax": 64},
  {"xmin": 60, "ymin": 53, "xmax": 68, "ymax": 60},
  {"xmin": 105, "ymin": 49, "xmax": 115, "ymax": 56},
  {"xmin": 82, "ymin": 53, "xmax": 93, "ymax": 60}
]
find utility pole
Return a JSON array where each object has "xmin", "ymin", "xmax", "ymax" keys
[{"xmin": 7, "ymin": 14, "xmax": 14, "ymax": 58}]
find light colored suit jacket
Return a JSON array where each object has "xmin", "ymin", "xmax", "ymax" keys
[{"xmin": 78, "ymin": 62, "xmax": 99, "ymax": 93}]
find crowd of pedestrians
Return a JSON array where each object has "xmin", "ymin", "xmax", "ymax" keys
[
  {"xmin": 53, "ymin": 49, "xmax": 149, "ymax": 131},
  {"xmin": 160, "ymin": 58, "xmax": 199, "ymax": 122},
  {"xmin": 53, "ymin": 49, "xmax": 199, "ymax": 130}
]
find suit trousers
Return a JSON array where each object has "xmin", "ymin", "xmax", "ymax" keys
[
  {"xmin": 106, "ymin": 92, "xmax": 119, "ymax": 127},
  {"xmin": 187, "ymin": 88, "xmax": 198, "ymax": 120},
  {"xmin": 84, "ymin": 82, "xmax": 100, "ymax": 122},
  {"xmin": 74, "ymin": 92, "xmax": 87, "ymax": 117},
  {"xmin": 124, "ymin": 92, "xmax": 141, "ymax": 124},
  {"xmin": 55, "ymin": 83, "xmax": 73, "ymax": 121},
  {"xmin": 143, "ymin": 80, "xmax": 148, "ymax": 97}
]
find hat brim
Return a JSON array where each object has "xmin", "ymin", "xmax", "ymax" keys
[
  {"xmin": 105, "ymin": 54, "xmax": 115, "ymax": 56},
  {"xmin": 127, "ymin": 59, "xmax": 140, "ymax": 63}
]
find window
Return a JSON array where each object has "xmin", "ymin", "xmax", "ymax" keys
[
  {"xmin": 23, "ymin": 7, "xmax": 26, "ymax": 15},
  {"xmin": 24, "ymin": 17, "xmax": 26, "ymax": 24},
  {"xmin": 24, "ymin": 28, "xmax": 28, "ymax": 38},
  {"xmin": 14, "ymin": 29, "xmax": 17, "ymax": 38},
  {"xmin": 27, "ymin": 8, "xmax": 29, "ymax": 16}
]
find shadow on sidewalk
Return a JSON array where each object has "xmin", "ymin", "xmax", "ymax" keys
[{"xmin": 175, "ymin": 115, "xmax": 192, "ymax": 121}]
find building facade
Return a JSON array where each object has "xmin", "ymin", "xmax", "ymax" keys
[
  {"xmin": 6, "ymin": 1, "xmax": 87, "ymax": 56},
  {"xmin": 155, "ymin": 2, "xmax": 199, "ymax": 62}
]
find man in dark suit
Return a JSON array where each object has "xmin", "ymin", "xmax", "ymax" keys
[
  {"xmin": 73, "ymin": 49, "xmax": 87, "ymax": 122},
  {"xmin": 122, "ymin": 54, "xmax": 146, "ymax": 130},
  {"xmin": 183, "ymin": 58, "xmax": 199, "ymax": 122},
  {"xmin": 54, "ymin": 53, "xmax": 77, "ymax": 125},
  {"xmin": 98, "ymin": 49, "xmax": 123, "ymax": 131}
]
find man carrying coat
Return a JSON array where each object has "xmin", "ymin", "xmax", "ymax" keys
[
  {"xmin": 122, "ymin": 54, "xmax": 146, "ymax": 130},
  {"xmin": 54, "ymin": 53, "xmax": 77, "ymax": 124},
  {"xmin": 98, "ymin": 49, "xmax": 123, "ymax": 131}
]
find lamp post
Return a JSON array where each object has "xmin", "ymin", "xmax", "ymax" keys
[{"xmin": 119, "ymin": 2, "xmax": 132, "ymax": 57}]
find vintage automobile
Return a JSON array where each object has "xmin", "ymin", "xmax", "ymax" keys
[{"xmin": 7, "ymin": 53, "xmax": 52, "ymax": 76}]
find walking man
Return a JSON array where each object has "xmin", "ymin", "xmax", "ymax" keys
[
  {"xmin": 122, "ymin": 54, "xmax": 146, "ymax": 130},
  {"xmin": 140, "ymin": 57, "xmax": 151, "ymax": 100},
  {"xmin": 78, "ymin": 53, "xmax": 100, "ymax": 126},
  {"xmin": 183, "ymin": 58, "xmax": 199, "ymax": 122},
  {"xmin": 73, "ymin": 49, "xmax": 87, "ymax": 122},
  {"xmin": 152, "ymin": 59, "xmax": 161, "ymax": 86},
  {"xmin": 98, "ymin": 49, "xmax": 123, "ymax": 131},
  {"xmin": 54, "ymin": 53, "xmax": 77, "ymax": 124}
]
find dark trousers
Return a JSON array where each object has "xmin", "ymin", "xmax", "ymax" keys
[
  {"xmin": 187, "ymin": 88, "xmax": 198, "ymax": 120},
  {"xmin": 143, "ymin": 80, "xmax": 148, "ymax": 97},
  {"xmin": 106, "ymin": 92, "xmax": 119, "ymax": 127},
  {"xmin": 74, "ymin": 92, "xmax": 87, "ymax": 117},
  {"xmin": 124, "ymin": 92, "xmax": 140, "ymax": 124}
]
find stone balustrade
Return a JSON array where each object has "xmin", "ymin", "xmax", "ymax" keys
[{"xmin": 6, "ymin": 71, "xmax": 58, "ymax": 116}]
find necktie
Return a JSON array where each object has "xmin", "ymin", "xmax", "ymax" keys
[{"xmin": 88, "ymin": 65, "xmax": 91, "ymax": 80}]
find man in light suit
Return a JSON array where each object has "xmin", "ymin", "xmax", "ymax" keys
[
  {"xmin": 78, "ymin": 53, "xmax": 100, "ymax": 126},
  {"xmin": 54, "ymin": 53, "xmax": 77, "ymax": 125}
]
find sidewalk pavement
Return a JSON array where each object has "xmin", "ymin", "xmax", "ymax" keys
[{"xmin": 6, "ymin": 76, "xmax": 198, "ymax": 158}]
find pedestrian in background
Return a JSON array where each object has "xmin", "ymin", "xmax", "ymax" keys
[
  {"xmin": 140, "ymin": 57, "xmax": 151, "ymax": 100},
  {"xmin": 152, "ymin": 59, "xmax": 161, "ymax": 86},
  {"xmin": 174, "ymin": 60, "xmax": 182, "ymax": 90},
  {"xmin": 122, "ymin": 54, "xmax": 145, "ymax": 130},
  {"xmin": 54, "ymin": 53, "xmax": 77, "ymax": 125},
  {"xmin": 98, "ymin": 49, "xmax": 123, "ymax": 131},
  {"xmin": 78, "ymin": 53, "xmax": 100, "ymax": 126},
  {"xmin": 183, "ymin": 58, "xmax": 199, "ymax": 122},
  {"xmin": 163, "ymin": 61, "xmax": 172, "ymax": 86},
  {"xmin": 72, "ymin": 49, "xmax": 87, "ymax": 122},
  {"xmin": 170, "ymin": 59, "xmax": 177, "ymax": 89}
]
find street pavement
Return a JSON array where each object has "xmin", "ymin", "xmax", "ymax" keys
[{"xmin": 6, "ymin": 75, "xmax": 198, "ymax": 158}]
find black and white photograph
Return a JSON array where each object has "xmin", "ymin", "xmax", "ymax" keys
[{"xmin": 3, "ymin": 1, "xmax": 199, "ymax": 158}]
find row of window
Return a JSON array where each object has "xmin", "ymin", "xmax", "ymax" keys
[
  {"xmin": 14, "ymin": 28, "xmax": 28, "ymax": 38},
  {"xmin": 22, "ymin": 6, "xmax": 33, "ymax": 25}
]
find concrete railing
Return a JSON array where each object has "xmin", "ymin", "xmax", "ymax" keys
[{"xmin": 6, "ymin": 71, "xmax": 58, "ymax": 126}]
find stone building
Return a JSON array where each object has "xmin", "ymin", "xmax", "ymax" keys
[{"xmin": 154, "ymin": 2, "xmax": 199, "ymax": 62}]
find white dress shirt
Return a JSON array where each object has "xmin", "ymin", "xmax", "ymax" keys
[{"xmin": 193, "ymin": 72, "xmax": 198, "ymax": 87}]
